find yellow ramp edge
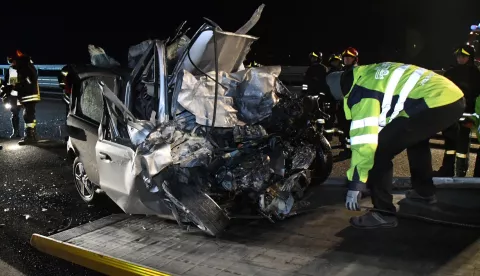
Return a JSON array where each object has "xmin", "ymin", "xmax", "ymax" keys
[{"xmin": 30, "ymin": 234, "xmax": 171, "ymax": 276}]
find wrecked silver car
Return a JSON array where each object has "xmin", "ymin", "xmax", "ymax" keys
[{"xmin": 64, "ymin": 5, "xmax": 333, "ymax": 236}]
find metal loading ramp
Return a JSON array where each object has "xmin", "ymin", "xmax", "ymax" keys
[{"xmin": 30, "ymin": 185, "xmax": 480, "ymax": 276}]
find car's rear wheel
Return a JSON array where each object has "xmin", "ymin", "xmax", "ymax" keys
[{"xmin": 73, "ymin": 157, "xmax": 100, "ymax": 204}]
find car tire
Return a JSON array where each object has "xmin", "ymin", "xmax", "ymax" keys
[
  {"xmin": 73, "ymin": 157, "xmax": 102, "ymax": 204},
  {"xmin": 162, "ymin": 180, "xmax": 229, "ymax": 237},
  {"xmin": 311, "ymin": 135, "xmax": 333, "ymax": 184}
]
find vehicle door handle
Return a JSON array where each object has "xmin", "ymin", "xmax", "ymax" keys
[{"xmin": 99, "ymin": 153, "xmax": 111, "ymax": 161}]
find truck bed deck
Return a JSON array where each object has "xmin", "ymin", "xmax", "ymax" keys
[{"xmin": 30, "ymin": 186, "xmax": 480, "ymax": 276}]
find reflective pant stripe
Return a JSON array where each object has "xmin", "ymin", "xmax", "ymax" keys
[
  {"xmin": 389, "ymin": 68, "xmax": 427, "ymax": 122},
  {"xmin": 379, "ymin": 65, "xmax": 410, "ymax": 127},
  {"xmin": 22, "ymin": 99, "xmax": 40, "ymax": 103},
  {"xmin": 350, "ymin": 134, "xmax": 378, "ymax": 145},
  {"xmin": 446, "ymin": 150, "xmax": 456, "ymax": 155},
  {"xmin": 350, "ymin": 116, "xmax": 379, "ymax": 130},
  {"xmin": 25, "ymin": 122, "xmax": 36, "ymax": 128},
  {"xmin": 22, "ymin": 95, "xmax": 40, "ymax": 99},
  {"xmin": 456, "ymin": 153, "xmax": 467, "ymax": 158}
]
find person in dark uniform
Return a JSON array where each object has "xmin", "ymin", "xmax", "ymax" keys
[
  {"xmin": 327, "ymin": 54, "xmax": 344, "ymax": 73},
  {"xmin": 304, "ymin": 51, "xmax": 329, "ymax": 96},
  {"xmin": 342, "ymin": 47, "xmax": 359, "ymax": 71},
  {"xmin": 336, "ymin": 47, "xmax": 360, "ymax": 159},
  {"xmin": 2, "ymin": 61, "xmax": 22, "ymax": 139},
  {"xmin": 6, "ymin": 50, "xmax": 41, "ymax": 145},
  {"xmin": 436, "ymin": 44, "xmax": 480, "ymax": 177}
]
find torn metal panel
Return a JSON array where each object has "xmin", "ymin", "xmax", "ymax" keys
[
  {"xmin": 176, "ymin": 66, "xmax": 282, "ymax": 127},
  {"xmin": 231, "ymin": 66, "xmax": 281, "ymax": 124},
  {"xmin": 128, "ymin": 40, "xmax": 153, "ymax": 69},
  {"xmin": 155, "ymin": 41, "xmax": 169, "ymax": 124},
  {"xmin": 88, "ymin": 45, "xmax": 120, "ymax": 68},
  {"xmin": 181, "ymin": 27, "xmax": 258, "ymax": 75},
  {"xmin": 177, "ymin": 70, "xmax": 243, "ymax": 127},
  {"xmin": 235, "ymin": 4, "xmax": 266, "ymax": 34},
  {"xmin": 291, "ymin": 145, "xmax": 315, "ymax": 170}
]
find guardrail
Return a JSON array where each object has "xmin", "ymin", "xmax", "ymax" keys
[{"xmin": 0, "ymin": 64, "xmax": 65, "ymax": 91}]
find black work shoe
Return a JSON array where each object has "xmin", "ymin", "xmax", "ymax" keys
[
  {"xmin": 9, "ymin": 132, "xmax": 20, "ymax": 139},
  {"xmin": 405, "ymin": 190, "xmax": 437, "ymax": 204},
  {"xmin": 18, "ymin": 136, "xmax": 37, "ymax": 146},
  {"xmin": 349, "ymin": 211, "xmax": 398, "ymax": 229}
]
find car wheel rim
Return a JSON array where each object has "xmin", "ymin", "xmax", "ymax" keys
[{"xmin": 74, "ymin": 162, "xmax": 95, "ymax": 200}]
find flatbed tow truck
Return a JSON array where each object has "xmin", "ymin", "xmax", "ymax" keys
[{"xmin": 30, "ymin": 177, "xmax": 480, "ymax": 276}]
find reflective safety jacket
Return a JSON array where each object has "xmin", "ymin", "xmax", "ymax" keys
[
  {"xmin": 8, "ymin": 64, "xmax": 40, "ymax": 104},
  {"xmin": 344, "ymin": 62, "xmax": 464, "ymax": 189}
]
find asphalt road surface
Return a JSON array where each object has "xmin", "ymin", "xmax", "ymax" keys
[
  {"xmin": 0, "ymin": 99, "xmax": 479, "ymax": 275},
  {"xmin": 0, "ymin": 100, "xmax": 115, "ymax": 276}
]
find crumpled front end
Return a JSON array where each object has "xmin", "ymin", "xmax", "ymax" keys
[{"xmin": 87, "ymin": 3, "xmax": 324, "ymax": 226}]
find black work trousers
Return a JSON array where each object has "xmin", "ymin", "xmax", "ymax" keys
[
  {"xmin": 368, "ymin": 98, "xmax": 465, "ymax": 213},
  {"xmin": 336, "ymin": 99, "xmax": 351, "ymax": 148},
  {"xmin": 440, "ymin": 122, "xmax": 471, "ymax": 176},
  {"xmin": 22, "ymin": 102, "xmax": 37, "ymax": 129},
  {"xmin": 443, "ymin": 123, "xmax": 470, "ymax": 156}
]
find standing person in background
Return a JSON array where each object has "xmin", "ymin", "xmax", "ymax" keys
[
  {"xmin": 336, "ymin": 47, "xmax": 360, "ymax": 159},
  {"xmin": 6, "ymin": 50, "xmax": 41, "ymax": 145},
  {"xmin": 3, "ymin": 56, "xmax": 21, "ymax": 139},
  {"xmin": 435, "ymin": 44, "xmax": 480, "ymax": 177},
  {"xmin": 304, "ymin": 51, "xmax": 329, "ymax": 96},
  {"xmin": 327, "ymin": 54, "xmax": 344, "ymax": 73}
]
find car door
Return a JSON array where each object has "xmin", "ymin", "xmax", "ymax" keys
[
  {"xmin": 94, "ymin": 82, "xmax": 164, "ymax": 215},
  {"xmin": 67, "ymin": 75, "xmax": 116, "ymax": 186}
]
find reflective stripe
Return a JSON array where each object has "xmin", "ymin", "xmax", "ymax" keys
[
  {"xmin": 456, "ymin": 153, "xmax": 467, "ymax": 158},
  {"xmin": 379, "ymin": 65, "xmax": 410, "ymax": 126},
  {"xmin": 23, "ymin": 95, "xmax": 40, "ymax": 99},
  {"xmin": 389, "ymin": 68, "xmax": 427, "ymax": 122},
  {"xmin": 22, "ymin": 94, "xmax": 41, "ymax": 102},
  {"xmin": 350, "ymin": 134, "xmax": 378, "ymax": 145},
  {"xmin": 350, "ymin": 116, "xmax": 379, "ymax": 130},
  {"xmin": 25, "ymin": 122, "xmax": 36, "ymax": 128},
  {"xmin": 22, "ymin": 99, "xmax": 40, "ymax": 103},
  {"xmin": 446, "ymin": 150, "xmax": 456, "ymax": 155}
]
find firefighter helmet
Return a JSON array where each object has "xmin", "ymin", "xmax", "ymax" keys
[
  {"xmin": 341, "ymin": 47, "xmax": 359, "ymax": 58},
  {"xmin": 454, "ymin": 44, "xmax": 475, "ymax": 57},
  {"xmin": 328, "ymin": 54, "xmax": 342, "ymax": 63},
  {"xmin": 7, "ymin": 50, "xmax": 30, "ymax": 65},
  {"xmin": 309, "ymin": 51, "xmax": 323, "ymax": 60}
]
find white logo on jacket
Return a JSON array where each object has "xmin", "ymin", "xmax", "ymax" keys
[{"xmin": 375, "ymin": 63, "xmax": 392, "ymax": 79}]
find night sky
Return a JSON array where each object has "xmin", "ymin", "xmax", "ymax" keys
[{"xmin": 4, "ymin": 0, "xmax": 480, "ymax": 69}]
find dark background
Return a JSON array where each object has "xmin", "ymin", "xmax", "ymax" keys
[{"xmin": 3, "ymin": 0, "xmax": 480, "ymax": 68}]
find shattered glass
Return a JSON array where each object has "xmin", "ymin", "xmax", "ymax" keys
[{"xmin": 79, "ymin": 78, "xmax": 104, "ymax": 123}]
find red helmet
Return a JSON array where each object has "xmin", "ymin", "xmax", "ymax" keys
[
  {"xmin": 7, "ymin": 50, "xmax": 29, "ymax": 64},
  {"xmin": 342, "ymin": 47, "xmax": 359, "ymax": 58}
]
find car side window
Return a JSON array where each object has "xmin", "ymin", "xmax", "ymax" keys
[{"xmin": 76, "ymin": 77, "xmax": 104, "ymax": 124}]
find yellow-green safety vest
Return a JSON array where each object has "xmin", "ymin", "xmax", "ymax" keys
[{"xmin": 344, "ymin": 62, "xmax": 464, "ymax": 188}]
